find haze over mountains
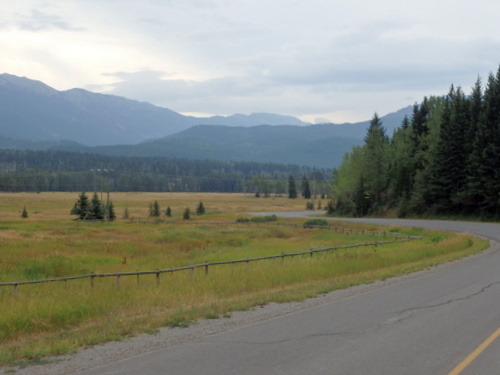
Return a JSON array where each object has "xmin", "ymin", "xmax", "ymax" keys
[{"xmin": 0, "ymin": 73, "xmax": 412, "ymax": 168}]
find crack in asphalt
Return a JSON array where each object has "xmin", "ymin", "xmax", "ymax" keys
[{"xmin": 212, "ymin": 280, "xmax": 500, "ymax": 346}]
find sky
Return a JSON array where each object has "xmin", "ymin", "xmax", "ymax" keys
[{"xmin": 2, "ymin": 1, "xmax": 500, "ymax": 124}]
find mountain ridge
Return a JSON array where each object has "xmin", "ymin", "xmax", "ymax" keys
[
  {"xmin": 0, "ymin": 73, "xmax": 413, "ymax": 168},
  {"xmin": 0, "ymin": 73, "xmax": 308, "ymax": 145}
]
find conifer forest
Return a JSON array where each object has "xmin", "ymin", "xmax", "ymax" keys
[{"xmin": 331, "ymin": 66, "xmax": 500, "ymax": 220}]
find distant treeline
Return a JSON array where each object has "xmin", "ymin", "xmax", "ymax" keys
[
  {"xmin": 331, "ymin": 66, "xmax": 500, "ymax": 219},
  {"xmin": 0, "ymin": 149, "xmax": 330, "ymax": 194}
]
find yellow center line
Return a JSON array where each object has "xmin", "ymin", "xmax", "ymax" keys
[{"xmin": 448, "ymin": 326, "xmax": 500, "ymax": 375}]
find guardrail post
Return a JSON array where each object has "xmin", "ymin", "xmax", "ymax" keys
[{"xmin": 205, "ymin": 262, "xmax": 209, "ymax": 275}]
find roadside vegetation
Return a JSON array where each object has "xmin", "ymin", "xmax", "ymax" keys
[{"xmin": 0, "ymin": 192, "xmax": 489, "ymax": 367}]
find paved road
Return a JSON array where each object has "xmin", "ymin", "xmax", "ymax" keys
[{"xmin": 76, "ymin": 214, "xmax": 500, "ymax": 375}]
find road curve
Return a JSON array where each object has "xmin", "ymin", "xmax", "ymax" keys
[{"xmin": 74, "ymin": 214, "xmax": 500, "ymax": 375}]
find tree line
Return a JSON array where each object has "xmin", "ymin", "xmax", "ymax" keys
[
  {"xmin": 0, "ymin": 149, "xmax": 330, "ymax": 195},
  {"xmin": 331, "ymin": 66, "xmax": 500, "ymax": 220}
]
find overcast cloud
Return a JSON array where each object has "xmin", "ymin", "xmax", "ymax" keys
[{"xmin": 1, "ymin": 0, "xmax": 500, "ymax": 123}]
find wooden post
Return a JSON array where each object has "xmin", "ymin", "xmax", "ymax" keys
[
  {"xmin": 13, "ymin": 282, "xmax": 18, "ymax": 297},
  {"xmin": 136, "ymin": 271, "xmax": 140, "ymax": 286},
  {"xmin": 116, "ymin": 275, "xmax": 120, "ymax": 288},
  {"xmin": 156, "ymin": 271, "xmax": 160, "ymax": 287},
  {"xmin": 90, "ymin": 273, "xmax": 95, "ymax": 289},
  {"xmin": 205, "ymin": 262, "xmax": 209, "ymax": 275}
]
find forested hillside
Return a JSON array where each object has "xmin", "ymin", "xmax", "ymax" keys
[
  {"xmin": 331, "ymin": 66, "xmax": 500, "ymax": 219},
  {"xmin": 0, "ymin": 149, "xmax": 330, "ymax": 195}
]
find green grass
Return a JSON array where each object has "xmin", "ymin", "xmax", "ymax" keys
[{"xmin": 0, "ymin": 192, "xmax": 490, "ymax": 368}]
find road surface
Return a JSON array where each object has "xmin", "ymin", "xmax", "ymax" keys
[{"xmin": 71, "ymin": 214, "xmax": 500, "ymax": 374}]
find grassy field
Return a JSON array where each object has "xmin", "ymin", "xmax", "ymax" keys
[{"xmin": 0, "ymin": 192, "xmax": 489, "ymax": 367}]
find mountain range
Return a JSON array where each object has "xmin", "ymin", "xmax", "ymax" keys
[{"xmin": 0, "ymin": 73, "xmax": 413, "ymax": 168}]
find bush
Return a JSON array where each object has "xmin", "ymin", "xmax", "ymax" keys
[
  {"xmin": 303, "ymin": 219, "xmax": 329, "ymax": 228},
  {"xmin": 236, "ymin": 215, "xmax": 278, "ymax": 223},
  {"xmin": 236, "ymin": 217, "xmax": 251, "ymax": 223}
]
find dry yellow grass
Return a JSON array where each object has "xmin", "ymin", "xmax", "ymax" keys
[
  {"xmin": 1, "ymin": 192, "xmax": 309, "ymax": 221},
  {"xmin": 0, "ymin": 192, "xmax": 489, "ymax": 367}
]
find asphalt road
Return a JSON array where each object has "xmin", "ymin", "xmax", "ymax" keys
[{"xmin": 76, "ymin": 214, "xmax": 500, "ymax": 375}]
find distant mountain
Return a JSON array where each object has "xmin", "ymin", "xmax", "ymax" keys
[
  {"xmin": 0, "ymin": 74, "xmax": 307, "ymax": 146},
  {"xmin": 0, "ymin": 73, "xmax": 413, "ymax": 168},
  {"xmin": 88, "ymin": 106, "xmax": 412, "ymax": 169}
]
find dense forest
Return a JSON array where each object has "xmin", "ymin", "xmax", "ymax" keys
[
  {"xmin": 0, "ymin": 150, "xmax": 330, "ymax": 195},
  {"xmin": 331, "ymin": 66, "xmax": 500, "ymax": 220}
]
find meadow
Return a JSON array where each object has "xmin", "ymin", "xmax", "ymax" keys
[{"xmin": 0, "ymin": 192, "xmax": 489, "ymax": 367}]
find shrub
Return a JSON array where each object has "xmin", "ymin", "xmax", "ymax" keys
[
  {"xmin": 303, "ymin": 219, "xmax": 329, "ymax": 228},
  {"xmin": 235, "ymin": 215, "xmax": 278, "ymax": 223}
]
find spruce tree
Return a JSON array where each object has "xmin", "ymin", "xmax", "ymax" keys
[
  {"xmin": 21, "ymin": 206, "xmax": 28, "ymax": 218},
  {"xmin": 301, "ymin": 176, "xmax": 311, "ymax": 199},
  {"xmin": 361, "ymin": 113, "xmax": 389, "ymax": 213},
  {"xmin": 183, "ymin": 207, "xmax": 191, "ymax": 220},
  {"xmin": 288, "ymin": 175, "xmax": 297, "ymax": 199},
  {"xmin": 428, "ymin": 86, "xmax": 470, "ymax": 212},
  {"xmin": 166, "ymin": 206, "xmax": 172, "ymax": 217},
  {"xmin": 470, "ymin": 68, "xmax": 500, "ymax": 217},
  {"xmin": 74, "ymin": 192, "xmax": 91, "ymax": 220},
  {"xmin": 196, "ymin": 201, "xmax": 205, "ymax": 215},
  {"xmin": 90, "ymin": 192, "xmax": 104, "ymax": 220},
  {"xmin": 150, "ymin": 201, "xmax": 161, "ymax": 217},
  {"xmin": 108, "ymin": 201, "xmax": 116, "ymax": 221}
]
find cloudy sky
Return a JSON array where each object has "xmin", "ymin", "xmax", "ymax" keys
[{"xmin": 1, "ymin": 1, "xmax": 500, "ymax": 123}]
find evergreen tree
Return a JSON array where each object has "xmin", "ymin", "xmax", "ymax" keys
[
  {"xmin": 123, "ymin": 206, "xmax": 129, "ymax": 219},
  {"xmin": 166, "ymin": 206, "xmax": 172, "ymax": 217},
  {"xmin": 361, "ymin": 113, "xmax": 389, "ymax": 213},
  {"xmin": 150, "ymin": 200, "xmax": 161, "ymax": 217},
  {"xmin": 196, "ymin": 201, "xmax": 206, "ymax": 215},
  {"xmin": 107, "ymin": 201, "xmax": 116, "ymax": 221},
  {"xmin": 301, "ymin": 176, "xmax": 311, "ymax": 199},
  {"xmin": 288, "ymin": 175, "xmax": 297, "ymax": 199},
  {"xmin": 90, "ymin": 192, "xmax": 105, "ymax": 220},
  {"xmin": 428, "ymin": 86, "xmax": 470, "ymax": 212},
  {"xmin": 73, "ymin": 192, "xmax": 91, "ymax": 220},
  {"xmin": 388, "ymin": 120, "xmax": 413, "ymax": 204},
  {"xmin": 21, "ymin": 206, "xmax": 28, "ymax": 218},
  {"xmin": 183, "ymin": 207, "xmax": 191, "ymax": 220},
  {"xmin": 469, "ymin": 68, "xmax": 500, "ymax": 217}
]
